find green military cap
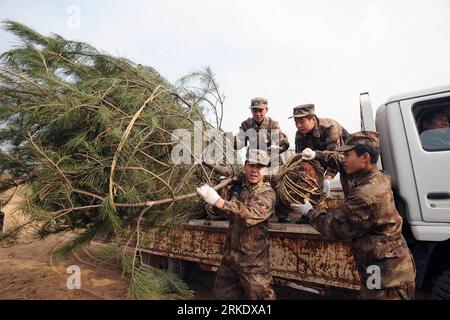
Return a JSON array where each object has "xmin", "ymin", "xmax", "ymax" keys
[
  {"xmin": 250, "ymin": 97, "xmax": 268, "ymax": 109},
  {"xmin": 288, "ymin": 104, "xmax": 315, "ymax": 118},
  {"xmin": 337, "ymin": 131, "xmax": 380, "ymax": 151},
  {"xmin": 245, "ymin": 149, "xmax": 270, "ymax": 166}
]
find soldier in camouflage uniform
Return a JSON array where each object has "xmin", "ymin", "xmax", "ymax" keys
[
  {"xmin": 292, "ymin": 131, "xmax": 416, "ymax": 300},
  {"xmin": 235, "ymin": 97, "xmax": 289, "ymax": 167},
  {"xmin": 196, "ymin": 149, "xmax": 276, "ymax": 300},
  {"xmin": 276, "ymin": 104, "xmax": 350, "ymax": 223},
  {"xmin": 291, "ymin": 104, "xmax": 349, "ymax": 177}
]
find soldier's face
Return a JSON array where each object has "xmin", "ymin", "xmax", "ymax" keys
[
  {"xmin": 244, "ymin": 163, "xmax": 267, "ymax": 184},
  {"xmin": 295, "ymin": 116, "xmax": 316, "ymax": 134},
  {"xmin": 342, "ymin": 150, "xmax": 368, "ymax": 174},
  {"xmin": 251, "ymin": 107, "xmax": 268, "ymax": 123}
]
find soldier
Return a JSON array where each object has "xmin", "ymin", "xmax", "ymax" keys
[
  {"xmin": 290, "ymin": 103, "xmax": 349, "ymax": 179},
  {"xmin": 235, "ymin": 97, "xmax": 289, "ymax": 168},
  {"xmin": 292, "ymin": 131, "xmax": 416, "ymax": 300},
  {"xmin": 196, "ymin": 149, "xmax": 276, "ymax": 300},
  {"xmin": 276, "ymin": 104, "xmax": 350, "ymax": 223}
]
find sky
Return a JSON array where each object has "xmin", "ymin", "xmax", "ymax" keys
[{"xmin": 1, "ymin": 0, "xmax": 450, "ymax": 143}]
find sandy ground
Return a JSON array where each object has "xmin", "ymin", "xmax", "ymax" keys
[
  {"xmin": 0, "ymin": 186, "xmax": 130, "ymax": 300},
  {"xmin": 0, "ymin": 233, "xmax": 130, "ymax": 300}
]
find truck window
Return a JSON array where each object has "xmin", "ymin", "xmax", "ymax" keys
[{"xmin": 413, "ymin": 98, "xmax": 450, "ymax": 152}]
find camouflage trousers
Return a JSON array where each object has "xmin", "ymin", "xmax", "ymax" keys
[
  {"xmin": 359, "ymin": 284, "xmax": 415, "ymax": 300},
  {"xmin": 213, "ymin": 263, "xmax": 276, "ymax": 300}
]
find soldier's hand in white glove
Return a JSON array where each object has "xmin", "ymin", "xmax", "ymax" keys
[
  {"xmin": 301, "ymin": 148, "xmax": 316, "ymax": 160},
  {"xmin": 291, "ymin": 200, "xmax": 313, "ymax": 215},
  {"xmin": 322, "ymin": 178, "xmax": 331, "ymax": 198},
  {"xmin": 196, "ymin": 184, "xmax": 221, "ymax": 206}
]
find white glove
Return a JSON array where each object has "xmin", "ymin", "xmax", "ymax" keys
[
  {"xmin": 196, "ymin": 184, "xmax": 221, "ymax": 206},
  {"xmin": 322, "ymin": 179, "xmax": 331, "ymax": 198},
  {"xmin": 291, "ymin": 200, "xmax": 313, "ymax": 215},
  {"xmin": 301, "ymin": 148, "xmax": 316, "ymax": 160}
]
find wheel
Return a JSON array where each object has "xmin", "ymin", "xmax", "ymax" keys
[{"xmin": 432, "ymin": 268, "xmax": 450, "ymax": 300}]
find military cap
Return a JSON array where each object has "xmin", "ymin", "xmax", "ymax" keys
[
  {"xmin": 245, "ymin": 149, "xmax": 270, "ymax": 166},
  {"xmin": 337, "ymin": 131, "xmax": 380, "ymax": 151},
  {"xmin": 288, "ymin": 104, "xmax": 315, "ymax": 118},
  {"xmin": 250, "ymin": 97, "xmax": 268, "ymax": 109}
]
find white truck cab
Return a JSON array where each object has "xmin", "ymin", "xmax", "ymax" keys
[{"xmin": 361, "ymin": 85, "xmax": 450, "ymax": 298}]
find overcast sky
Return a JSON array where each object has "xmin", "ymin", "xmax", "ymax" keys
[{"xmin": 1, "ymin": 0, "xmax": 449, "ymax": 143}]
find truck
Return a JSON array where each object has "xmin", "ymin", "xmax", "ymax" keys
[{"xmin": 138, "ymin": 85, "xmax": 450, "ymax": 299}]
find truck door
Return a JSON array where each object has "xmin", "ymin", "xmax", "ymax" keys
[{"xmin": 399, "ymin": 93, "xmax": 450, "ymax": 223}]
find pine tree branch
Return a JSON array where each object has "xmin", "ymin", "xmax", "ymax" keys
[{"xmin": 27, "ymin": 133, "xmax": 73, "ymax": 188}]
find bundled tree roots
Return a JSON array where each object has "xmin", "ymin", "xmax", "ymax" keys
[{"xmin": 275, "ymin": 154, "xmax": 326, "ymax": 208}]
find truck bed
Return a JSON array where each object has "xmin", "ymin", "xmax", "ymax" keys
[{"xmin": 139, "ymin": 189, "xmax": 361, "ymax": 293}]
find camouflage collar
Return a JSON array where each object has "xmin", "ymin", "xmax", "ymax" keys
[
  {"xmin": 243, "ymin": 179, "xmax": 264, "ymax": 192},
  {"xmin": 252, "ymin": 117, "xmax": 270, "ymax": 129},
  {"xmin": 351, "ymin": 166, "xmax": 378, "ymax": 188},
  {"xmin": 312, "ymin": 117, "xmax": 321, "ymax": 137},
  {"xmin": 297, "ymin": 118, "xmax": 321, "ymax": 139},
  {"xmin": 312, "ymin": 124, "xmax": 321, "ymax": 138}
]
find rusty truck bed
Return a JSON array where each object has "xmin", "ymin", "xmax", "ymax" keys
[
  {"xmin": 139, "ymin": 189, "xmax": 361, "ymax": 293},
  {"xmin": 140, "ymin": 223, "xmax": 360, "ymax": 292}
]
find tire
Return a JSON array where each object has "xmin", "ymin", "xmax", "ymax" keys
[{"xmin": 432, "ymin": 268, "xmax": 450, "ymax": 300}]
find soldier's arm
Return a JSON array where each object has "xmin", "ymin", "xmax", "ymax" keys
[
  {"xmin": 317, "ymin": 126, "xmax": 341, "ymax": 179},
  {"xmin": 222, "ymin": 189, "xmax": 276, "ymax": 226},
  {"xmin": 323, "ymin": 125, "xmax": 342, "ymax": 151},
  {"xmin": 315, "ymin": 150, "xmax": 343, "ymax": 178},
  {"xmin": 306, "ymin": 193, "xmax": 374, "ymax": 240}
]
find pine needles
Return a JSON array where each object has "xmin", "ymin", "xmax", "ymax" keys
[
  {"xmin": 0, "ymin": 21, "xmax": 236, "ymax": 298},
  {"xmin": 0, "ymin": 21, "xmax": 233, "ymax": 239},
  {"xmin": 92, "ymin": 243, "xmax": 194, "ymax": 300}
]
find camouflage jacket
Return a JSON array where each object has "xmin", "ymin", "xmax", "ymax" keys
[
  {"xmin": 295, "ymin": 118, "xmax": 350, "ymax": 177},
  {"xmin": 305, "ymin": 167, "xmax": 416, "ymax": 291},
  {"xmin": 219, "ymin": 179, "xmax": 276, "ymax": 273},
  {"xmin": 235, "ymin": 117, "xmax": 290, "ymax": 153}
]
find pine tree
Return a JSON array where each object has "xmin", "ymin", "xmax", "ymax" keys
[{"xmin": 0, "ymin": 21, "xmax": 236, "ymax": 299}]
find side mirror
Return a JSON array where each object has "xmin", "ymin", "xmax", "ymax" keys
[{"xmin": 360, "ymin": 92, "xmax": 376, "ymax": 131}]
